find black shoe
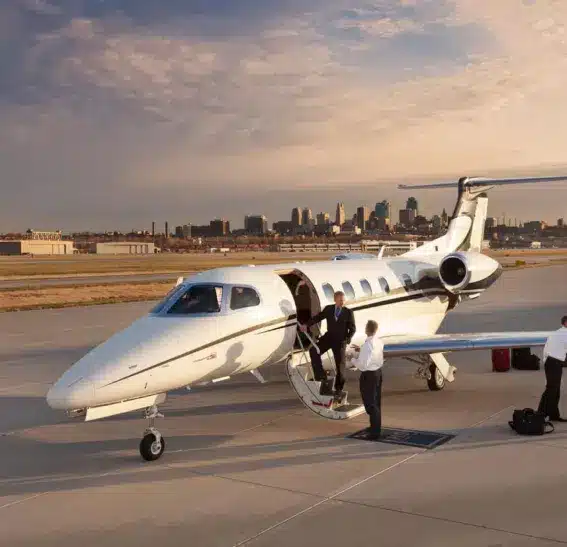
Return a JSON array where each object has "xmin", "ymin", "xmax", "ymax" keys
[{"xmin": 319, "ymin": 380, "xmax": 334, "ymax": 396}]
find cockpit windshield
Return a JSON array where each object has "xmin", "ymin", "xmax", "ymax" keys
[{"xmin": 150, "ymin": 284, "xmax": 223, "ymax": 315}]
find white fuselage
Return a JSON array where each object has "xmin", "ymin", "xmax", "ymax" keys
[{"xmin": 46, "ymin": 253, "xmax": 494, "ymax": 412}]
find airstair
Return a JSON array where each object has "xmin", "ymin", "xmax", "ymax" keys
[{"xmin": 285, "ymin": 332, "xmax": 365, "ymax": 420}]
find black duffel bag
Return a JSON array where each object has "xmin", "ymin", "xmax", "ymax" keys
[{"xmin": 509, "ymin": 408, "xmax": 554, "ymax": 435}]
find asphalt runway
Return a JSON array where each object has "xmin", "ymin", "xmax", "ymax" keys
[{"xmin": 1, "ymin": 265, "xmax": 567, "ymax": 546}]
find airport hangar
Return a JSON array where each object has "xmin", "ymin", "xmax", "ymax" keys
[{"xmin": 0, "ymin": 239, "xmax": 75, "ymax": 255}]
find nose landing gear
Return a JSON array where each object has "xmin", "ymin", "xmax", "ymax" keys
[{"xmin": 139, "ymin": 404, "xmax": 165, "ymax": 461}]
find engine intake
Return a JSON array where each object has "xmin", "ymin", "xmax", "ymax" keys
[{"xmin": 439, "ymin": 251, "xmax": 502, "ymax": 294}]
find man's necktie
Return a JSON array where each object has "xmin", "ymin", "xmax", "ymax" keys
[{"xmin": 335, "ymin": 307, "xmax": 340, "ymax": 320}]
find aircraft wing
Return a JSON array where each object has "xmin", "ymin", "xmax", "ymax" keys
[{"xmin": 382, "ymin": 331, "xmax": 550, "ymax": 357}]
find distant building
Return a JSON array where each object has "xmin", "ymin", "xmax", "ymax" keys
[
  {"xmin": 91, "ymin": 242, "xmax": 157, "ymax": 254},
  {"xmin": 441, "ymin": 208, "xmax": 449, "ymax": 227},
  {"xmin": 432, "ymin": 215, "xmax": 442, "ymax": 229},
  {"xmin": 301, "ymin": 208, "xmax": 313, "ymax": 226},
  {"xmin": 524, "ymin": 221, "xmax": 545, "ymax": 232},
  {"xmin": 272, "ymin": 221, "xmax": 293, "ymax": 235},
  {"xmin": 191, "ymin": 225, "xmax": 212, "ymax": 237},
  {"xmin": 245, "ymin": 215, "xmax": 268, "ymax": 235},
  {"xmin": 335, "ymin": 203, "xmax": 345, "ymax": 227},
  {"xmin": 0, "ymin": 240, "xmax": 75, "ymax": 255},
  {"xmin": 558, "ymin": 218, "xmax": 564, "ymax": 227},
  {"xmin": 316, "ymin": 212, "xmax": 330, "ymax": 226},
  {"xmin": 406, "ymin": 197, "xmax": 418, "ymax": 215},
  {"xmin": 210, "ymin": 219, "xmax": 230, "ymax": 236},
  {"xmin": 485, "ymin": 217, "xmax": 497, "ymax": 229},
  {"xmin": 174, "ymin": 224, "xmax": 192, "ymax": 238},
  {"xmin": 399, "ymin": 208, "xmax": 415, "ymax": 227},
  {"xmin": 374, "ymin": 200, "xmax": 390, "ymax": 219},
  {"xmin": 356, "ymin": 206, "xmax": 369, "ymax": 231},
  {"xmin": 25, "ymin": 230, "xmax": 63, "ymax": 241},
  {"xmin": 291, "ymin": 207, "xmax": 302, "ymax": 230}
]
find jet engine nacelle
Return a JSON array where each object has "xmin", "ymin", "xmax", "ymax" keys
[{"xmin": 438, "ymin": 251, "xmax": 502, "ymax": 294}]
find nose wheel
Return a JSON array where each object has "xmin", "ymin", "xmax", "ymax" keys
[{"xmin": 139, "ymin": 405, "xmax": 165, "ymax": 461}]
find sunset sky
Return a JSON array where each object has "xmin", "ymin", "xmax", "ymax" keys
[{"xmin": 1, "ymin": 0, "xmax": 567, "ymax": 231}]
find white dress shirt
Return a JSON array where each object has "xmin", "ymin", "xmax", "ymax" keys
[
  {"xmin": 350, "ymin": 335, "xmax": 384, "ymax": 372},
  {"xmin": 543, "ymin": 327, "xmax": 567, "ymax": 362}
]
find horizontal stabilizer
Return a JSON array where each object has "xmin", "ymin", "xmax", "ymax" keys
[{"xmin": 399, "ymin": 175, "xmax": 567, "ymax": 190}]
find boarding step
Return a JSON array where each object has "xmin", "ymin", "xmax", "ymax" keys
[{"xmin": 285, "ymin": 356, "xmax": 365, "ymax": 421}]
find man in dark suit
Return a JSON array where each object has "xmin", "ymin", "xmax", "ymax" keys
[{"xmin": 299, "ymin": 291, "xmax": 356, "ymax": 397}]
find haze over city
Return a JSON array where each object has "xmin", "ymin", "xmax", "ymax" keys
[{"xmin": 2, "ymin": 0, "xmax": 567, "ymax": 231}]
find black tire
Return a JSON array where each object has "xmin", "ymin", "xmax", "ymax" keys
[
  {"xmin": 427, "ymin": 364, "xmax": 445, "ymax": 391},
  {"xmin": 139, "ymin": 432, "xmax": 165, "ymax": 461}
]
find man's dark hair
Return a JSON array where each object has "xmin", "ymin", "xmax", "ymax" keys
[
  {"xmin": 334, "ymin": 291, "xmax": 345, "ymax": 297},
  {"xmin": 366, "ymin": 320, "xmax": 378, "ymax": 335},
  {"xmin": 562, "ymin": 315, "xmax": 567, "ymax": 326}
]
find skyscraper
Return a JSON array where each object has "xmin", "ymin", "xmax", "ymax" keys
[
  {"xmin": 406, "ymin": 197, "xmax": 418, "ymax": 215},
  {"xmin": 210, "ymin": 219, "xmax": 230, "ymax": 236},
  {"xmin": 374, "ymin": 200, "xmax": 390, "ymax": 219},
  {"xmin": 301, "ymin": 208, "xmax": 313, "ymax": 226},
  {"xmin": 374, "ymin": 200, "xmax": 390, "ymax": 230},
  {"xmin": 291, "ymin": 207, "xmax": 302, "ymax": 228},
  {"xmin": 316, "ymin": 212, "xmax": 330, "ymax": 225},
  {"xmin": 245, "ymin": 215, "xmax": 268, "ymax": 235},
  {"xmin": 336, "ymin": 203, "xmax": 345, "ymax": 226},
  {"xmin": 356, "ymin": 206, "xmax": 369, "ymax": 231}
]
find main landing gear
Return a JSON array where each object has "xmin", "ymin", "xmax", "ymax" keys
[
  {"xmin": 139, "ymin": 404, "xmax": 165, "ymax": 461},
  {"xmin": 408, "ymin": 353, "xmax": 456, "ymax": 391}
]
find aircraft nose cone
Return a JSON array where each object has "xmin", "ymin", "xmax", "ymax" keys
[{"xmin": 46, "ymin": 377, "xmax": 96, "ymax": 410}]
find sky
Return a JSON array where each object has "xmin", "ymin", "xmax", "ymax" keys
[{"xmin": 1, "ymin": 0, "xmax": 567, "ymax": 232}]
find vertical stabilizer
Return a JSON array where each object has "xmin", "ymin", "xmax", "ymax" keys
[{"xmin": 398, "ymin": 174, "xmax": 567, "ymax": 257}]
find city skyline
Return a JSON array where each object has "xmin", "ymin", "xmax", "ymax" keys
[{"xmin": 2, "ymin": 1, "xmax": 567, "ymax": 231}]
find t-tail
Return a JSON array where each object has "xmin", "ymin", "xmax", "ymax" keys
[{"xmin": 399, "ymin": 175, "xmax": 567, "ymax": 256}]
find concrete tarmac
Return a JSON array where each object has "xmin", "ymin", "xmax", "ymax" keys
[{"xmin": 1, "ymin": 266, "xmax": 567, "ymax": 546}]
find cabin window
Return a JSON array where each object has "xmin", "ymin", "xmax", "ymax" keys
[
  {"xmin": 322, "ymin": 283, "xmax": 335, "ymax": 303},
  {"xmin": 378, "ymin": 277, "xmax": 390, "ymax": 294},
  {"xmin": 342, "ymin": 281, "xmax": 355, "ymax": 301},
  {"xmin": 360, "ymin": 279, "xmax": 372, "ymax": 296},
  {"xmin": 401, "ymin": 274, "xmax": 412, "ymax": 289},
  {"xmin": 230, "ymin": 286, "xmax": 261, "ymax": 310},
  {"xmin": 167, "ymin": 285, "xmax": 223, "ymax": 315}
]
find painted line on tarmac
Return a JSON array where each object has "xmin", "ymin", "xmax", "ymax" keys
[{"xmin": 232, "ymin": 452, "xmax": 420, "ymax": 546}]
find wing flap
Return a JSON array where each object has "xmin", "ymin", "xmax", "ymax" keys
[{"xmin": 382, "ymin": 331, "xmax": 550, "ymax": 357}]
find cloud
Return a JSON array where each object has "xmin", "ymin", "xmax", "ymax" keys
[{"xmin": 1, "ymin": 0, "xmax": 567, "ymax": 230}]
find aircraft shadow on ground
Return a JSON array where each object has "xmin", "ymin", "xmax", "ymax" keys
[{"xmin": 2, "ymin": 395, "xmax": 567, "ymax": 499}]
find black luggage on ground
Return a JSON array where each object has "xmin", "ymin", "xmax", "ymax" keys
[
  {"xmin": 509, "ymin": 408, "xmax": 554, "ymax": 435},
  {"xmin": 511, "ymin": 348, "xmax": 540, "ymax": 370}
]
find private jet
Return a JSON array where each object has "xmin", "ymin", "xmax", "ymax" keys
[{"xmin": 46, "ymin": 175, "xmax": 567, "ymax": 461}]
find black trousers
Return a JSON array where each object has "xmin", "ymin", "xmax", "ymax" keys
[
  {"xmin": 538, "ymin": 357, "xmax": 567, "ymax": 419},
  {"xmin": 309, "ymin": 333, "xmax": 347, "ymax": 392},
  {"xmin": 360, "ymin": 369, "xmax": 382, "ymax": 435}
]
